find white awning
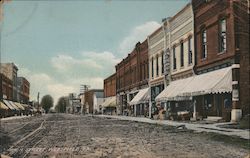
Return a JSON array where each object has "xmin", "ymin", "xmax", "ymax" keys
[
  {"xmin": 102, "ymin": 96, "xmax": 116, "ymax": 108},
  {"xmin": 3, "ymin": 100, "xmax": 15, "ymax": 110},
  {"xmin": 156, "ymin": 66, "xmax": 232, "ymax": 101},
  {"xmin": 129, "ymin": 88, "xmax": 150, "ymax": 105}
]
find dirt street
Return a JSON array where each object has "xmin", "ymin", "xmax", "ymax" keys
[{"xmin": 0, "ymin": 114, "xmax": 249, "ymax": 158}]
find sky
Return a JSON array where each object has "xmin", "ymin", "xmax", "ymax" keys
[{"xmin": 1, "ymin": 0, "xmax": 189, "ymax": 103}]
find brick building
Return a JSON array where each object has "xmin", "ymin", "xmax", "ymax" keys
[
  {"xmin": 0, "ymin": 73, "xmax": 13, "ymax": 100},
  {"xmin": 0, "ymin": 63, "xmax": 18, "ymax": 101},
  {"xmin": 116, "ymin": 40, "xmax": 149, "ymax": 115},
  {"xmin": 192, "ymin": 0, "xmax": 249, "ymax": 121},
  {"xmin": 104, "ymin": 73, "xmax": 116, "ymax": 98},
  {"xmin": 17, "ymin": 77, "xmax": 30, "ymax": 104},
  {"xmin": 102, "ymin": 73, "xmax": 117, "ymax": 114},
  {"xmin": 84, "ymin": 89, "xmax": 104, "ymax": 114}
]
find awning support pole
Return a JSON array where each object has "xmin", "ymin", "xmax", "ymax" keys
[{"xmin": 193, "ymin": 99, "xmax": 197, "ymax": 120}]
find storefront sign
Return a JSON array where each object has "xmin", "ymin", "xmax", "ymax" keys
[{"xmin": 232, "ymin": 89, "xmax": 239, "ymax": 101}]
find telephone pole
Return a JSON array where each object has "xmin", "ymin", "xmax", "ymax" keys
[{"xmin": 80, "ymin": 84, "xmax": 90, "ymax": 94}]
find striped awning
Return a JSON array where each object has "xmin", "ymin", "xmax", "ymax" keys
[
  {"xmin": 14, "ymin": 102, "xmax": 25, "ymax": 110},
  {"xmin": 0, "ymin": 101, "xmax": 9, "ymax": 110},
  {"xmin": 3, "ymin": 100, "xmax": 15, "ymax": 110},
  {"xmin": 21, "ymin": 104, "xmax": 29, "ymax": 108},
  {"xmin": 9, "ymin": 101, "xmax": 20, "ymax": 110}
]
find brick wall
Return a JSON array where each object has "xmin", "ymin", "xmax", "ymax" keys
[
  {"xmin": 193, "ymin": 0, "xmax": 236, "ymax": 71},
  {"xmin": 192, "ymin": 0, "xmax": 249, "ymax": 115},
  {"xmin": 104, "ymin": 73, "xmax": 116, "ymax": 97},
  {"xmin": 116, "ymin": 40, "xmax": 148, "ymax": 94}
]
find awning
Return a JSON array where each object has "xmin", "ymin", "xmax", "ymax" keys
[
  {"xmin": 3, "ymin": 100, "xmax": 15, "ymax": 110},
  {"xmin": 9, "ymin": 101, "xmax": 20, "ymax": 110},
  {"xmin": 14, "ymin": 102, "xmax": 25, "ymax": 110},
  {"xmin": 21, "ymin": 104, "xmax": 29, "ymax": 108},
  {"xmin": 0, "ymin": 101, "xmax": 9, "ymax": 110},
  {"xmin": 102, "ymin": 96, "xmax": 116, "ymax": 108},
  {"xmin": 129, "ymin": 87, "xmax": 150, "ymax": 105},
  {"xmin": 156, "ymin": 66, "xmax": 232, "ymax": 101}
]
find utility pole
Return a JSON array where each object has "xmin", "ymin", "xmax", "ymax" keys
[
  {"xmin": 37, "ymin": 92, "xmax": 40, "ymax": 111},
  {"xmin": 0, "ymin": 3, "xmax": 2, "ymax": 101},
  {"xmin": 80, "ymin": 84, "xmax": 90, "ymax": 94},
  {"xmin": 80, "ymin": 84, "xmax": 90, "ymax": 115}
]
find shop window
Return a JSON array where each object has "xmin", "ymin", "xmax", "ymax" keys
[
  {"xmin": 204, "ymin": 95, "xmax": 212, "ymax": 110},
  {"xmin": 219, "ymin": 19, "xmax": 227, "ymax": 53},
  {"xmin": 224, "ymin": 93, "xmax": 232, "ymax": 109}
]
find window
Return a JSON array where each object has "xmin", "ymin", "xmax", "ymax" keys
[
  {"xmin": 161, "ymin": 52, "xmax": 164, "ymax": 74},
  {"xmin": 180, "ymin": 41, "xmax": 184, "ymax": 67},
  {"xmin": 156, "ymin": 55, "xmax": 159, "ymax": 76},
  {"xmin": 173, "ymin": 46, "xmax": 176, "ymax": 70},
  {"xmin": 151, "ymin": 58, "xmax": 154, "ymax": 78},
  {"xmin": 201, "ymin": 29, "xmax": 207, "ymax": 59},
  {"xmin": 188, "ymin": 37, "xmax": 192, "ymax": 64},
  {"xmin": 219, "ymin": 19, "xmax": 226, "ymax": 52}
]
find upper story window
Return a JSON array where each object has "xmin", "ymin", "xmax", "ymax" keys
[
  {"xmin": 173, "ymin": 46, "xmax": 176, "ymax": 70},
  {"xmin": 156, "ymin": 55, "xmax": 159, "ymax": 76},
  {"xmin": 219, "ymin": 19, "xmax": 226, "ymax": 52},
  {"xmin": 201, "ymin": 29, "xmax": 207, "ymax": 59},
  {"xmin": 180, "ymin": 41, "xmax": 184, "ymax": 67},
  {"xmin": 161, "ymin": 52, "xmax": 164, "ymax": 74},
  {"xmin": 188, "ymin": 37, "xmax": 192, "ymax": 64},
  {"xmin": 151, "ymin": 58, "xmax": 154, "ymax": 78}
]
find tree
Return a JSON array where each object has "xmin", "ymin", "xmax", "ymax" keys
[
  {"xmin": 40, "ymin": 95, "xmax": 54, "ymax": 113},
  {"xmin": 55, "ymin": 96, "xmax": 67, "ymax": 113}
]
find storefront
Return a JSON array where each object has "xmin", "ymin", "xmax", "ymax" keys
[
  {"xmin": 156, "ymin": 66, "xmax": 233, "ymax": 121},
  {"xmin": 102, "ymin": 96, "xmax": 116, "ymax": 115},
  {"xmin": 129, "ymin": 88, "xmax": 150, "ymax": 117}
]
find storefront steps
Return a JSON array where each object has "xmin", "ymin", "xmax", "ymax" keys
[{"xmin": 95, "ymin": 115, "xmax": 250, "ymax": 140}]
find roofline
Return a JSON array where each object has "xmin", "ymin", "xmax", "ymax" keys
[{"xmin": 169, "ymin": 3, "xmax": 191, "ymax": 22}]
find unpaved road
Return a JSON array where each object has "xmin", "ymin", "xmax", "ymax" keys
[{"xmin": 0, "ymin": 114, "xmax": 249, "ymax": 158}]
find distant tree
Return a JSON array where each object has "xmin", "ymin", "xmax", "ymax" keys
[
  {"xmin": 55, "ymin": 97, "xmax": 67, "ymax": 113},
  {"xmin": 40, "ymin": 95, "xmax": 54, "ymax": 113}
]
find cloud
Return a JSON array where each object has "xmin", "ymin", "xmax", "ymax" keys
[
  {"xmin": 118, "ymin": 21, "xmax": 161, "ymax": 56},
  {"xmin": 51, "ymin": 51, "xmax": 120, "ymax": 78},
  {"xmin": 18, "ymin": 68, "xmax": 53, "ymax": 101},
  {"xmin": 19, "ymin": 68, "xmax": 75, "ymax": 104},
  {"xmin": 51, "ymin": 54, "xmax": 102, "ymax": 72},
  {"xmin": 47, "ymin": 83, "xmax": 76, "ymax": 103},
  {"xmin": 17, "ymin": 21, "xmax": 161, "ymax": 104}
]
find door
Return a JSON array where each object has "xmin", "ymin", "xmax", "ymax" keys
[{"xmin": 215, "ymin": 95, "xmax": 222, "ymax": 116}]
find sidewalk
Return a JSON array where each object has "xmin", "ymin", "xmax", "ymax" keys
[
  {"xmin": 96, "ymin": 115, "xmax": 250, "ymax": 140},
  {"xmin": 0, "ymin": 115, "xmax": 31, "ymax": 121}
]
